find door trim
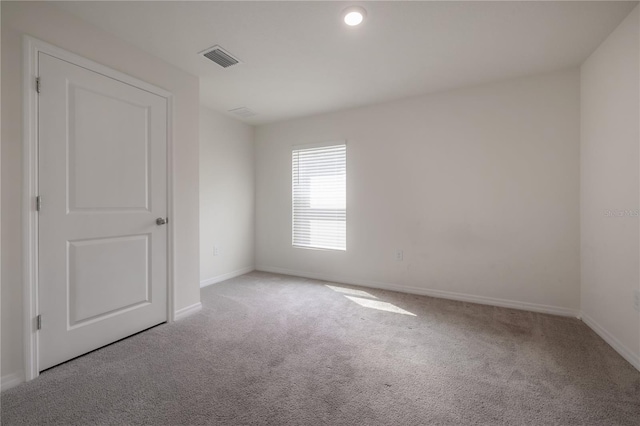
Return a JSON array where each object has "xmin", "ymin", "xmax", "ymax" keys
[{"xmin": 22, "ymin": 36, "xmax": 175, "ymax": 381}]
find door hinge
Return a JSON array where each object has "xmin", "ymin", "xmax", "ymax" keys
[
  {"xmin": 36, "ymin": 77, "xmax": 41, "ymax": 94},
  {"xmin": 36, "ymin": 195, "xmax": 42, "ymax": 212},
  {"xmin": 36, "ymin": 314, "xmax": 42, "ymax": 331}
]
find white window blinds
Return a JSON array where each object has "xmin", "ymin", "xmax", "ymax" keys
[{"xmin": 292, "ymin": 144, "xmax": 346, "ymax": 251}]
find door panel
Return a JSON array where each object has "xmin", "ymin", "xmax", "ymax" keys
[
  {"xmin": 68, "ymin": 235, "xmax": 150, "ymax": 327},
  {"xmin": 38, "ymin": 52, "xmax": 168, "ymax": 371},
  {"xmin": 69, "ymin": 84, "xmax": 150, "ymax": 211}
]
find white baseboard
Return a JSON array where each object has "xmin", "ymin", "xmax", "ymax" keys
[
  {"xmin": 200, "ymin": 266, "xmax": 254, "ymax": 288},
  {"xmin": 1, "ymin": 371, "xmax": 24, "ymax": 392},
  {"xmin": 256, "ymin": 265, "xmax": 580, "ymax": 318},
  {"xmin": 581, "ymin": 312, "xmax": 640, "ymax": 371},
  {"xmin": 174, "ymin": 302, "xmax": 202, "ymax": 320}
]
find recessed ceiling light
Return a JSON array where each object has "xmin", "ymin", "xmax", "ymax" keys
[{"xmin": 342, "ymin": 6, "xmax": 366, "ymax": 27}]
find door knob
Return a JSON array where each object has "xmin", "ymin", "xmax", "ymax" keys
[{"xmin": 156, "ymin": 217, "xmax": 168, "ymax": 226}]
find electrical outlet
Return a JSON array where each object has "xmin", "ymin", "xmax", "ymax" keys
[
  {"xmin": 214, "ymin": 245, "xmax": 219, "ymax": 256},
  {"xmin": 395, "ymin": 249, "xmax": 403, "ymax": 261},
  {"xmin": 634, "ymin": 289, "xmax": 640, "ymax": 312}
]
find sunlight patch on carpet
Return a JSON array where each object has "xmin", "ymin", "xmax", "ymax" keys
[
  {"xmin": 344, "ymin": 295, "xmax": 416, "ymax": 316},
  {"xmin": 325, "ymin": 284, "xmax": 377, "ymax": 299}
]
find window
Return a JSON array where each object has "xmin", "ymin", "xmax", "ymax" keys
[{"xmin": 292, "ymin": 143, "xmax": 346, "ymax": 251}]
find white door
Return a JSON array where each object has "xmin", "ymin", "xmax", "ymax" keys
[{"xmin": 38, "ymin": 52, "xmax": 168, "ymax": 371}]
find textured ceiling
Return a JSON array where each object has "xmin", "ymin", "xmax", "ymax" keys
[{"xmin": 55, "ymin": 1, "xmax": 638, "ymax": 124}]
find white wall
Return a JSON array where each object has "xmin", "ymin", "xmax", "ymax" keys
[
  {"xmin": 1, "ymin": 2, "xmax": 201, "ymax": 384},
  {"xmin": 256, "ymin": 69, "xmax": 581, "ymax": 316},
  {"xmin": 1, "ymin": 17, "xmax": 23, "ymax": 387},
  {"xmin": 580, "ymin": 6, "xmax": 640, "ymax": 370},
  {"xmin": 200, "ymin": 106, "xmax": 255, "ymax": 286}
]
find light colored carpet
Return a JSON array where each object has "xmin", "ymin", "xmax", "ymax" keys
[{"xmin": 2, "ymin": 271, "xmax": 639, "ymax": 425}]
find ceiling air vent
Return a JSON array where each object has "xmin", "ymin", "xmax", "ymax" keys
[
  {"xmin": 200, "ymin": 45, "xmax": 241, "ymax": 68},
  {"xmin": 228, "ymin": 107, "xmax": 257, "ymax": 118}
]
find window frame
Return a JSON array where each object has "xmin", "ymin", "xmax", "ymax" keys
[{"xmin": 291, "ymin": 141, "xmax": 347, "ymax": 251}]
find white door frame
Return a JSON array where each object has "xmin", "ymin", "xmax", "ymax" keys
[{"xmin": 22, "ymin": 36, "xmax": 176, "ymax": 381}]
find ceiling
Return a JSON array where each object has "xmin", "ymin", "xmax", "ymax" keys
[{"xmin": 54, "ymin": 1, "xmax": 638, "ymax": 125}]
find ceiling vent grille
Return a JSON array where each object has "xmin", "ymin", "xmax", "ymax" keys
[
  {"xmin": 201, "ymin": 45, "xmax": 241, "ymax": 68},
  {"xmin": 228, "ymin": 107, "xmax": 257, "ymax": 118}
]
